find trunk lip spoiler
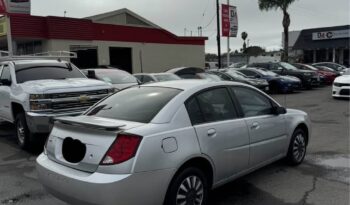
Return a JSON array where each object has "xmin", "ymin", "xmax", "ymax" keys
[{"xmin": 54, "ymin": 116, "xmax": 126, "ymax": 131}]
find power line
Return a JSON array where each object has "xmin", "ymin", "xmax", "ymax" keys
[{"xmin": 202, "ymin": 13, "xmax": 216, "ymax": 29}]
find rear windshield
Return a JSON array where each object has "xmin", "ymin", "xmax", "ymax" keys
[
  {"xmin": 16, "ymin": 65, "xmax": 85, "ymax": 83},
  {"xmin": 86, "ymin": 87, "xmax": 182, "ymax": 123},
  {"xmin": 96, "ymin": 70, "xmax": 138, "ymax": 84},
  {"xmin": 154, "ymin": 74, "xmax": 181, "ymax": 82}
]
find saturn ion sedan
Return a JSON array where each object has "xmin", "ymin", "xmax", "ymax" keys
[{"xmin": 37, "ymin": 80, "xmax": 311, "ymax": 205}]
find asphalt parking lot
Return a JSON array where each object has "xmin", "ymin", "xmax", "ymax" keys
[{"xmin": 0, "ymin": 86, "xmax": 349, "ymax": 205}]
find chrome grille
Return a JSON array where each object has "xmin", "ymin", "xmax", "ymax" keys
[{"xmin": 51, "ymin": 90, "xmax": 109, "ymax": 99}]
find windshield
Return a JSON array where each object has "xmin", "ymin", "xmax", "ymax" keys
[
  {"xmin": 226, "ymin": 70, "xmax": 247, "ymax": 80},
  {"xmin": 96, "ymin": 70, "xmax": 138, "ymax": 84},
  {"xmin": 317, "ymin": 63, "xmax": 345, "ymax": 71},
  {"xmin": 197, "ymin": 73, "xmax": 222, "ymax": 81},
  {"xmin": 154, "ymin": 74, "xmax": 181, "ymax": 82},
  {"xmin": 16, "ymin": 65, "xmax": 85, "ymax": 83},
  {"xmin": 280, "ymin": 62, "xmax": 299, "ymax": 71},
  {"xmin": 86, "ymin": 87, "xmax": 181, "ymax": 123},
  {"xmin": 258, "ymin": 69, "xmax": 278, "ymax": 77}
]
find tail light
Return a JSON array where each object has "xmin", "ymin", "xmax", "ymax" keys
[{"xmin": 101, "ymin": 133, "xmax": 142, "ymax": 165}]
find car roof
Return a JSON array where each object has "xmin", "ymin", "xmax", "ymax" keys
[
  {"xmin": 4, "ymin": 59, "xmax": 69, "ymax": 65},
  {"xmin": 141, "ymin": 79, "xmax": 241, "ymax": 91},
  {"xmin": 86, "ymin": 68, "xmax": 128, "ymax": 73}
]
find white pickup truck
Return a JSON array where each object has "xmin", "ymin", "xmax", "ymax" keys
[{"xmin": 0, "ymin": 59, "xmax": 113, "ymax": 149}]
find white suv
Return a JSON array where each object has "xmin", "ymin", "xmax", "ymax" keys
[{"xmin": 0, "ymin": 59, "xmax": 112, "ymax": 149}]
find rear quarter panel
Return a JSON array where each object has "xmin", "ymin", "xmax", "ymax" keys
[{"xmin": 131, "ymin": 105, "xmax": 202, "ymax": 173}]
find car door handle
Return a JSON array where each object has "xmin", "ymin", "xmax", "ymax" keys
[
  {"xmin": 251, "ymin": 122, "xmax": 260, "ymax": 130},
  {"xmin": 207, "ymin": 129, "xmax": 217, "ymax": 137}
]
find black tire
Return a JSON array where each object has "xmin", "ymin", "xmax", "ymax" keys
[
  {"xmin": 15, "ymin": 112, "xmax": 32, "ymax": 150},
  {"xmin": 164, "ymin": 167, "xmax": 209, "ymax": 205},
  {"xmin": 286, "ymin": 128, "xmax": 307, "ymax": 166}
]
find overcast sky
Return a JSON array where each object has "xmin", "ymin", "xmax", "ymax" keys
[{"xmin": 31, "ymin": 0, "xmax": 349, "ymax": 53}]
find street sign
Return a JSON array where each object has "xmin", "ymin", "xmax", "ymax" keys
[
  {"xmin": 0, "ymin": 0, "xmax": 30, "ymax": 14},
  {"xmin": 221, "ymin": 4, "xmax": 238, "ymax": 37}
]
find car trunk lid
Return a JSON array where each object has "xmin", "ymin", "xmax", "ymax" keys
[{"xmin": 46, "ymin": 115, "xmax": 145, "ymax": 173}]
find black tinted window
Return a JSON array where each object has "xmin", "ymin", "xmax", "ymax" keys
[
  {"xmin": 86, "ymin": 87, "xmax": 181, "ymax": 123},
  {"xmin": 196, "ymin": 88, "xmax": 237, "ymax": 123},
  {"xmin": 142, "ymin": 75, "xmax": 155, "ymax": 83},
  {"xmin": 1, "ymin": 66, "xmax": 11, "ymax": 82},
  {"xmin": 232, "ymin": 87, "xmax": 273, "ymax": 117},
  {"xmin": 185, "ymin": 97, "xmax": 205, "ymax": 125},
  {"xmin": 16, "ymin": 65, "xmax": 85, "ymax": 83},
  {"xmin": 240, "ymin": 70, "xmax": 257, "ymax": 77}
]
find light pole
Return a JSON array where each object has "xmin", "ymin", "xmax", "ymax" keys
[{"xmin": 216, "ymin": 0, "xmax": 221, "ymax": 68}]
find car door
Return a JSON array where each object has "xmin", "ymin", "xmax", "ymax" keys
[
  {"xmin": 0, "ymin": 65, "xmax": 13, "ymax": 121},
  {"xmin": 231, "ymin": 86, "xmax": 287, "ymax": 167},
  {"xmin": 185, "ymin": 87, "xmax": 250, "ymax": 181}
]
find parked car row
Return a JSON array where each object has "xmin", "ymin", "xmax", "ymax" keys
[{"xmin": 0, "ymin": 56, "xmax": 343, "ymax": 205}]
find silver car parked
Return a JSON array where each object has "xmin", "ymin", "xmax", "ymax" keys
[{"xmin": 37, "ymin": 80, "xmax": 311, "ymax": 205}]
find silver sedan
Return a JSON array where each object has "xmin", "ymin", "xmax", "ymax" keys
[{"xmin": 37, "ymin": 80, "xmax": 311, "ymax": 205}]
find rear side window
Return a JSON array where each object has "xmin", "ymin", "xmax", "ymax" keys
[
  {"xmin": 185, "ymin": 88, "xmax": 238, "ymax": 125},
  {"xmin": 86, "ymin": 87, "xmax": 181, "ymax": 123},
  {"xmin": 232, "ymin": 87, "xmax": 273, "ymax": 117}
]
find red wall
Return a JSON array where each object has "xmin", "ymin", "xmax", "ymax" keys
[{"xmin": 9, "ymin": 14, "xmax": 206, "ymax": 45}]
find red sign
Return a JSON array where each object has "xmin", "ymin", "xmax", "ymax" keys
[
  {"xmin": 0, "ymin": 0, "xmax": 7, "ymax": 14},
  {"xmin": 221, "ymin": 4, "xmax": 230, "ymax": 37}
]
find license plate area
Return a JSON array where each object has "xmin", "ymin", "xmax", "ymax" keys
[{"xmin": 62, "ymin": 137, "xmax": 86, "ymax": 163}]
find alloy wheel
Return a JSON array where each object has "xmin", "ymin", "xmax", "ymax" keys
[
  {"xmin": 17, "ymin": 121, "xmax": 25, "ymax": 145},
  {"xmin": 293, "ymin": 134, "xmax": 306, "ymax": 162},
  {"xmin": 176, "ymin": 175, "xmax": 204, "ymax": 205}
]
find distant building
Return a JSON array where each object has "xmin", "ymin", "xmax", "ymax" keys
[
  {"xmin": 284, "ymin": 25, "xmax": 349, "ymax": 66},
  {"xmin": 0, "ymin": 8, "xmax": 207, "ymax": 73}
]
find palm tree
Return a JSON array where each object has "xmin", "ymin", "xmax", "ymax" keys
[
  {"xmin": 258, "ymin": 0, "xmax": 297, "ymax": 62},
  {"xmin": 241, "ymin": 32, "xmax": 248, "ymax": 53}
]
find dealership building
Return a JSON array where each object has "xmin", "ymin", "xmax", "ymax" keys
[
  {"xmin": 0, "ymin": 8, "xmax": 207, "ymax": 73},
  {"xmin": 287, "ymin": 25, "xmax": 349, "ymax": 66}
]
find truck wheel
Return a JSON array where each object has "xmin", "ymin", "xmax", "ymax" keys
[
  {"xmin": 164, "ymin": 167, "xmax": 209, "ymax": 205},
  {"xmin": 15, "ymin": 113, "xmax": 32, "ymax": 150}
]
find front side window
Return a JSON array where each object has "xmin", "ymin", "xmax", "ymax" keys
[
  {"xmin": 186, "ymin": 88, "xmax": 238, "ymax": 124},
  {"xmin": 16, "ymin": 64, "xmax": 85, "ymax": 83},
  {"xmin": 232, "ymin": 87, "xmax": 273, "ymax": 117},
  {"xmin": 86, "ymin": 87, "xmax": 181, "ymax": 123}
]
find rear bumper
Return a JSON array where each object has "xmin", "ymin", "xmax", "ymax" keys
[
  {"xmin": 36, "ymin": 154, "xmax": 174, "ymax": 205},
  {"xmin": 26, "ymin": 111, "xmax": 83, "ymax": 133}
]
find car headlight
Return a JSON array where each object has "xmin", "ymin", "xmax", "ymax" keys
[
  {"xmin": 30, "ymin": 102, "xmax": 51, "ymax": 111},
  {"xmin": 29, "ymin": 94, "xmax": 46, "ymax": 100},
  {"xmin": 108, "ymin": 88, "xmax": 117, "ymax": 94},
  {"xmin": 333, "ymin": 82, "xmax": 341, "ymax": 87}
]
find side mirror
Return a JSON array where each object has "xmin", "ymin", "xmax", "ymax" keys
[
  {"xmin": 255, "ymin": 74, "xmax": 261, "ymax": 78},
  {"xmin": 0, "ymin": 79, "xmax": 11, "ymax": 86},
  {"xmin": 272, "ymin": 106, "xmax": 287, "ymax": 115},
  {"xmin": 87, "ymin": 70, "xmax": 96, "ymax": 79}
]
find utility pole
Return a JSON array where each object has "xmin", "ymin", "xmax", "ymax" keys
[
  {"xmin": 216, "ymin": 0, "xmax": 221, "ymax": 68},
  {"xmin": 226, "ymin": 0, "xmax": 230, "ymax": 68}
]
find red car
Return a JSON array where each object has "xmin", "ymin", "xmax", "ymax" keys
[{"xmin": 293, "ymin": 63, "xmax": 337, "ymax": 84}]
